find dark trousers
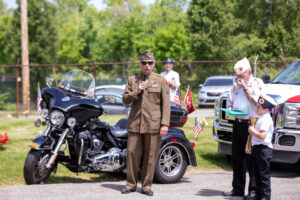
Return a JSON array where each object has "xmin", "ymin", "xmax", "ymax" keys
[
  {"xmin": 231, "ymin": 120, "xmax": 256, "ymax": 194},
  {"xmin": 126, "ymin": 132, "xmax": 161, "ymax": 192},
  {"xmin": 252, "ymin": 145, "xmax": 272, "ymax": 199}
]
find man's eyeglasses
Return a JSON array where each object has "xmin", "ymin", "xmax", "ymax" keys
[{"xmin": 141, "ymin": 61, "xmax": 154, "ymax": 66}]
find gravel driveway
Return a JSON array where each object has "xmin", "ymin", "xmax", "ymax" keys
[{"xmin": 1, "ymin": 166, "xmax": 300, "ymax": 200}]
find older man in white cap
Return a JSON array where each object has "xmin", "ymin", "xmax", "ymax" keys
[
  {"xmin": 223, "ymin": 57, "xmax": 264, "ymax": 199},
  {"xmin": 160, "ymin": 58, "xmax": 181, "ymax": 102}
]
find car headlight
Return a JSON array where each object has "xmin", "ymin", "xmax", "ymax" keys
[
  {"xmin": 283, "ymin": 103, "xmax": 300, "ymax": 128},
  {"xmin": 50, "ymin": 110, "xmax": 65, "ymax": 126},
  {"xmin": 40, "ymin": 109, "xmax": 49, "ymax": 119}
]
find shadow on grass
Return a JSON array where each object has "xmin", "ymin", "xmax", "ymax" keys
[
  {"xmin": 200, "ymin": 153, "xmax": 231, "ymax": 170},
  {"xmin": 0, "ymin": 145, "xmax": 6, "ymax": 151}
]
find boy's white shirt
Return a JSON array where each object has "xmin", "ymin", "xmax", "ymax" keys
[{"xmin": 252, "ymin": 112, "xmax": 273, "ymax": 148}]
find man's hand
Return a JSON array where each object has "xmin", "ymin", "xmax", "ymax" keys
[
  {"xmin": 160, "ymin": 125, "xmax": 168, "ymax": 137},
  {"xmin": 168, "ymin": 81, "xmax": 177, "ymax": 90},
  {"xmin": 137, "ymin": 81, "xmax": 147, "ymax": 94},
  {"xmin": 236, "ymin": 79, "xmax": 246, "ymax": 90}
]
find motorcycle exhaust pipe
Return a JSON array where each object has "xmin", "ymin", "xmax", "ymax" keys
[
  {"xmin": 46, "ymin": 128, "xmax": 69, "ymax": 168},
  {"xmin": 78, "ymin": 139, "xmax": 84, "ymax": 166}
]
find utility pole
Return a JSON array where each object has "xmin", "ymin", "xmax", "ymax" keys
[{"xmin": 21, "ymin": 0, "xmax": 30, "ymax": 113}]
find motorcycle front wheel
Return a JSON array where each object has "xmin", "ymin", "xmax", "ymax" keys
[
  {"xmin": 23, "ymin": 149, "xmax": 52, "ymax": 184},
  {"xmin": 154, "ymin": 144, "xmax": 188, "ymax": 183}
]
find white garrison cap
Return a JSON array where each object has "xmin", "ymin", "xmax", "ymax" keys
[
  {"xmin": 234, "ymin": 57, "xmax": 251, "ymax": 75},
  {"xmin": 258, "ymin": 94, "xmax": 278, "ymax": 111}
]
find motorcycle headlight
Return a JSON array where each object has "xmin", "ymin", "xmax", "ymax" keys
[
  {"xmin": 50, "ymin": 110, "xmax": 65, "ymax": 126},
  {"xmin": 40, "ymin": 109, "xmax": 49, "ymax": 119},
  {"xmin": 283, "ymin": 103, "xmax": 300, "ymax": 128},
  {"xmin": 67, "ymin": 117, "xmax": 76, "ymax": 128}
]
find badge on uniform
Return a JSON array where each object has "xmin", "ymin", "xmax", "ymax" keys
[{"xmin": 151, "ymin": 80, "xmax": 158, "ymax": 88}]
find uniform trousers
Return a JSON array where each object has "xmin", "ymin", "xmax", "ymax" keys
[
  {"xmin": 252, "ymin": 145, "xmax": 272, "ymax": 199},
  {"xmin": 126, "ymin": 132, "xmax": 161, "ymax": 192},
  {"xmin": 231, "ymin": 119, "xmax": 256, "ymax": 194}
]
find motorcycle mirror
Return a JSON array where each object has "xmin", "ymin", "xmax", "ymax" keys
[{"xmin": 46, "ymin": 77, "xmax": 54, "ymax": 88}]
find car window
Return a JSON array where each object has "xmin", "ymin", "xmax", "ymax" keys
[
  {"xmin": 272, "ymin": 61, "xmax": 300, "ymax": 85},
  {"xmin": 204, "ymin": 78, "xmax": 234, "ymax": 86},
  {"xmin": 96, "ymin": 95, "xmax": 106, "ymax": 103},
  {"xmin": 96, "ymin": 88, "xmax": 124, "ymax": 93},
  {"xmin": 115, "ymin": 96, "xmax": 123, "ymax": 105}
]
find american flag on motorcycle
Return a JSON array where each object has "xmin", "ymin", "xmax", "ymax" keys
[
  {"xmin": 37, "ymin": 83, "xmax": 42, "ymax": 113},
  {"xmin": 173, "ymin": 89, "xmax": 181, "ymax": 104}
]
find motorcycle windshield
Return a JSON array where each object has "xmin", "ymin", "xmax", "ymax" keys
[{"xmin": 59, "ymin": 70, "xmax": 95, "ymax": 98}]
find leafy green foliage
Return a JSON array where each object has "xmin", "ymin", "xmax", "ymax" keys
[
  {"xmin": 0, "ymin": 92, "xmax": 8, "ymax": 110},
  {"xmin": 0, "ymin": 0, "xmax": 300, "ymax": 103}
]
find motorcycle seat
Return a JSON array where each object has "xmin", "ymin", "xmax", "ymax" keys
[{"xmin": 109, "ymin": 118, "xmax": 128, "ymax": 138}]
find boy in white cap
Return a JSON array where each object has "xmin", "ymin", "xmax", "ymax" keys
[
  {"xmin": 224, "ymin": 57, "xmax": 264, "ymax": 198},
  {"xmin": 245, "ymin": 95, "xmax": 277, "ymax": 200}
]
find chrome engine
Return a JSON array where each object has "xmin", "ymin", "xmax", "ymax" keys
[
  {"xmin": 78, "ymin": 130, "xmax": 126, "ymax": 172},
  {"xmin": 85, "ymin": 147, "xmax": 126, "ymax": 172}
]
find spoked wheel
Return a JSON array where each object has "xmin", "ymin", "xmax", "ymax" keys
[
  {"xmin": 154, "ymin": 144, "xmax": 188, "ymax": 183},
  {"xmin": 23, "ymin": 149, "xmax": 52, "ymax": 184}
]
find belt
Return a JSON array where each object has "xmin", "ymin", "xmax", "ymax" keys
[{"xmin": 235, "ymin": 118, "xmax": 249, "ymax": 123}]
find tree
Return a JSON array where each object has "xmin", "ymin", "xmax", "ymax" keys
[
  {"xmin": 233, "ymin": 0, "xmax": 300, "ymax": 60},
  {"xmin": 3, "ymin": 0, "xmax": 58, "ymax": 99},
  {"xmin": 150, "ymin": 23, "xmax": 190, "ymax": 73},
  {"xmin": 187, "ymin": 0, "xmax": 267, "ymax": 80}
]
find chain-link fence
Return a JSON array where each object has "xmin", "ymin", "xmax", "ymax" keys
[{"xmin": 0, "ymin": 60, "xmax": 294, "ymax": 114}]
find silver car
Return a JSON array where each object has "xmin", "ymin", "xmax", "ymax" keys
[
  {"xmin": 95, "ymin": 85, "xmax": 131, "ymax": 116},
  {"xmin": 198, "ymin": 75, "xmax": 236, "ymax": 107}
]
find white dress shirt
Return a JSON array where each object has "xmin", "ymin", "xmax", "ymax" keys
[
  {"xmin": 227, "ymin": 75, "xmax": 264, "ymax": 119},
  {"xmin": 161, "ymin": 70, "xmax": 181, "ymax": 101}
]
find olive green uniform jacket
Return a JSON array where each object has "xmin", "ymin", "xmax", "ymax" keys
[{"xmin": 123, "ymin": 72, "xmax": 170, "ymax": 133}]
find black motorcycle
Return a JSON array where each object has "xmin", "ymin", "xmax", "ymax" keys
[{"xmin": 23, "ymin": 70, "xmax": 197, "ymax": 184}]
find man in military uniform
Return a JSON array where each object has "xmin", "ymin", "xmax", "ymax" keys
[
  {"xmin": 223, "ymin": 57, "xmax": 264, "ymax": 199},
  {"xmin": 121, "ymin": 50, "xmax": 170, "ymax": 196}
]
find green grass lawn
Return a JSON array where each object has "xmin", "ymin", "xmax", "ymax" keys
[{"xmin": 0, "ymin": 111, "xmax": 230, "ymax": 187}]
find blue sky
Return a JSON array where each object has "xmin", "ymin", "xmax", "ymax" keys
[{"xmin": 3, "ymin": 0, "xmax": 156, "ymax": 10}]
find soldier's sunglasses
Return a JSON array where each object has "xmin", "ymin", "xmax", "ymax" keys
[{"xmin": 141, "ymin": 61, "xmax": 154, "ymax": 66}]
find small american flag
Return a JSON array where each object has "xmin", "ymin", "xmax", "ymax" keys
[
  {"xmin": 194, "ymin": 117, "xmax": 208, "ymax": 139},
  {"xmin": 37, "ymin": 83, "xmax": 42, "ymax": 113},
  {"xmin": 194, "ymin": 118, "xmax": 202, "ymax": 139}
]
